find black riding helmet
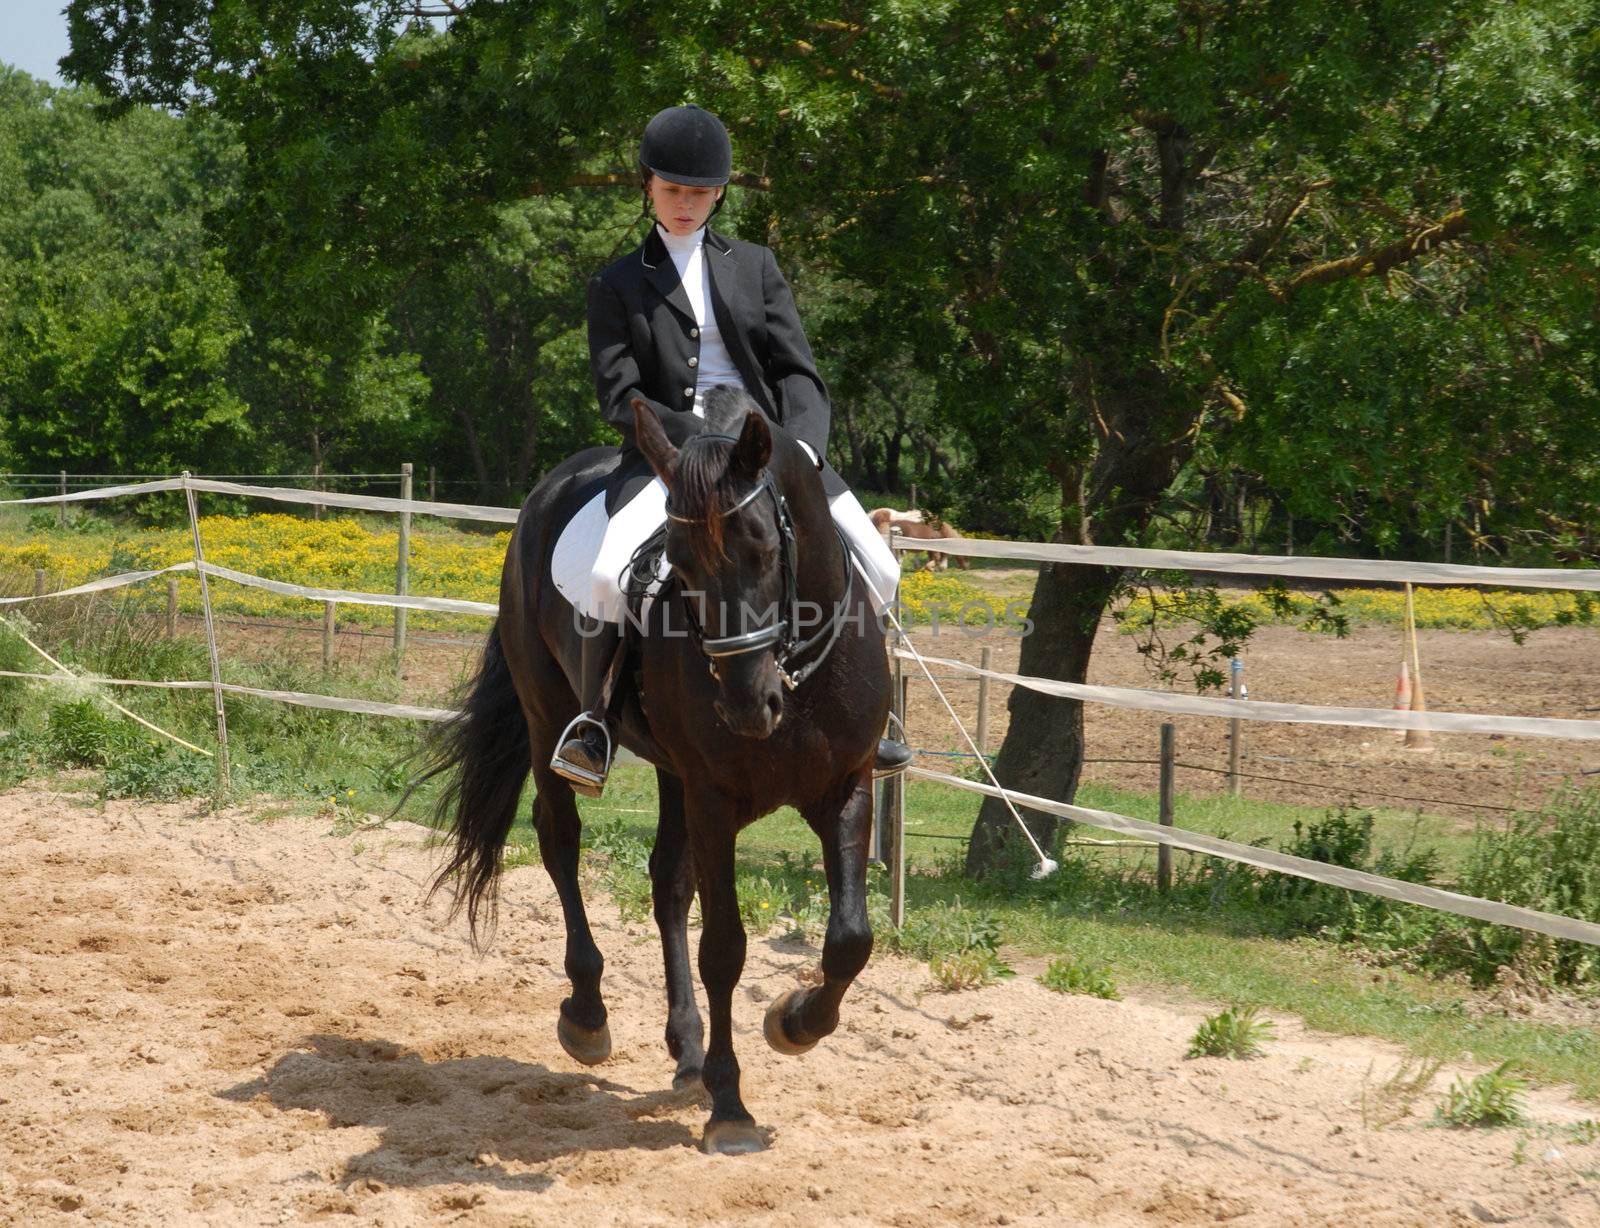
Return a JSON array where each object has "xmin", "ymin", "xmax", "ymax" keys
[{"xmin": 639, "ymin": 104, "xmax": 732, "ymax": 187}]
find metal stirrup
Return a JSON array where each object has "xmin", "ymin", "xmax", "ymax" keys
[{"xmin": 550, "ymin": 711, "xmax": 614, "ymax": 789}]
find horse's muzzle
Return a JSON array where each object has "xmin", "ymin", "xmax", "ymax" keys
[{"xmin": 714, "ymin": 687, "xmax": 784, "ymax": 739}]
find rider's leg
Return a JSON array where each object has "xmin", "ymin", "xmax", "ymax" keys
[
  {"xmin": 550, "ymin": 478, "xmax": 669, "ymax": 797},
  {"xmin": 827, "ymin": 489, "xmax": 913, "ymax": 777}
]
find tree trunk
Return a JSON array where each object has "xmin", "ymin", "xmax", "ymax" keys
[
  {"xmin": 964, "ymin": 559, "xmax": 1120, "ymax": 874},
  {"xmin": 964, "ymin": 373, "xmax": 1197, "ymax": 877}
]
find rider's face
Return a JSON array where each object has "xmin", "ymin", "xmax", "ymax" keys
[{"xmin": 649, "ymin": 175, "xmax": 724, "ymax": 236}]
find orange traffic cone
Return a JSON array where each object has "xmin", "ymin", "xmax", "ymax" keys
[
  {"xmin": 1404, "ymin": 583, "xmax": 1434, "ymax": 752},
  {"xmin": 1392, "ymin": 659, "xmax": 1412, "ymax": 739}
]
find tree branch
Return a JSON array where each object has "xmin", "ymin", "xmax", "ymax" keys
[{"xmin": 1284, "ymin": 209, "xmax": 1470, "ymax": 295}]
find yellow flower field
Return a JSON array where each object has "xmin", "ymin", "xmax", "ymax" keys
[
  {"xmin": 0, "ymin": 512, "xmax": 509, "ymax": 632},
  {"xmin": 1, "ymin": 511, "xmax": 1595, "ymax": 635}
]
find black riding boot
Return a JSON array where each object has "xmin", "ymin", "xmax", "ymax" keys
[
  {"xmin": 873, "ymin": 737, "xmax": 913, "ymax": 777},
  {"xmin": 550, "ymin": 618, "xmax": 622, "ymax": 797}
]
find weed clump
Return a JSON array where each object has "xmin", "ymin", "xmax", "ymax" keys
[
  {"xmin": 1436, "ymin": 1062, "xmax": 1526, "ymax": 1128},
  {"xmin": 1037, "ymin": 956, "xmax": 1120, "ymax": 1000},
  {"xmin": 1187, "ymin": 1006, "xmax": 1273, "ymax": 1059}
]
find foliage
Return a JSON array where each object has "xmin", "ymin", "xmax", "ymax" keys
[
  {"xmin": 1187, "ymin": 1005, "xmax": 1274, "ymax": 1059},
  {"xmin": 895, "ymin": 570, "xmax": 1031, "ymax": 631},
  {"xmin": 929, "ymin": 948, "xmax": 1015, "ymax": 992},
  {"xmin": 1436, "ymin": 1062, "xmax": 1527, "ymax": 1129},
  {"xmin": 1120, "ymin": 583, "xmax": 1598, "ymax": 640},
  {"xmin": 1037, "ymin": 955, "xmax": 1120, "ymax": 1000},
  {"xmin": 582, "ymin": 815, "xmax": 654, "ymax": 925}
]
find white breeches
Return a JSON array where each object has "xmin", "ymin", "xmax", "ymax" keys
[{"xmin": 550, "ymin": 479, "xmax": 902, "ymax": 625}]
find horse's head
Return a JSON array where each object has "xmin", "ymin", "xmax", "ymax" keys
[{"xmin": 632, "ymin": 390, "xmax": 799, "ymax": 739}]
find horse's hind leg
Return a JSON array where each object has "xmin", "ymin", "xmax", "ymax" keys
[
  {"xmin": 650, "ymin": 770, "xmax": 705, "ymax": 1090},
  {"xmin": 765, "ymin": 772, "xmax": 874, "ymax": 1055},
  {"xmin": 529, "ymin": 762, "xmax": 612, "ymax": 1065}
]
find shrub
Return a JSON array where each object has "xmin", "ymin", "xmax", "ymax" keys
[
  {"xmin": 1437, "ymin": 1062, "xmax": 1526, "ymax": 1128},
  {"xmin": 46, "ymin": 699, "xmax": 135, "ymax": 767},
  {"xmin": 1187, "ymin": 1006, "xmax": 1273, "ymax": 1059},
  {"xmin": 1038, "ymin": 955, "xmax": 1120, "ymax": 1000},
  {"xmin": 930, "ymin": 948, "xmax": 1014, "ymax": 991},
  {"xmin": 101, "ymin": 743, "xmax": 214, "ymax": 800}
]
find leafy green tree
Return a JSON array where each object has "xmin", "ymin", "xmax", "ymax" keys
[
  {"xmin": 0, "ymin": 67, "xmax": 250, "ymax": 473},
  {"xmin": 63, "ymin": 3, "xmax": 1600, "ymax": 874}
]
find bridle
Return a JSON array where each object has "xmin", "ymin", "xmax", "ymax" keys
[{"xmin": 661, "ymin": 438, "xmax": 855, "ymax": 691}]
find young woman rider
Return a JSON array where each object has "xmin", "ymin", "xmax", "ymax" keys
[{"xmin": 549, "ymin": 103, "xmax": 909, "ymax": 795}]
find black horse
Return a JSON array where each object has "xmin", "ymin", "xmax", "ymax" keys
[{"xmin": 421, "ymin": 386, "xmax": 891, "ymax": 1155}]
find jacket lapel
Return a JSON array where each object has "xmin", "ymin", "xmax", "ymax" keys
[
  {"xmin": 703, "ymin": 229, "xmax": 773, "ymax": 415},
  {"xmin": 640, "ymin": 226, "xmax": 696, "ymax": 324}
]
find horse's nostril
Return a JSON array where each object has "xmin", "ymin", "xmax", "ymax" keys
[{"xmin": 766, "ymin": 693, "xmax": 783, "ymax": 728}]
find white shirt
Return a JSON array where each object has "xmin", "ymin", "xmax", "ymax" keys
[
  {"xmin": 658, "ymin": 224, "xmax": 746, "ymax": 416},
  {"xmin": 655, "ymin": 224, "xmax": 819, "ymax": 465}
]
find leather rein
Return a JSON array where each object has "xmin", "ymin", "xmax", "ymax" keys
[{"xmin": 662, "ymin": 439, "xmax": 855, "ymax": 691}]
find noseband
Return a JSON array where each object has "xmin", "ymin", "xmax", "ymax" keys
[{"xmin": 662, "ymin": 440, "xmax": 855, "ymax": 691}]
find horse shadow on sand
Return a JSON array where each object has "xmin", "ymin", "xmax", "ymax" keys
[{"xmin": 219, "ymin": 1034, "xmax": 700, "ymax": 1192}]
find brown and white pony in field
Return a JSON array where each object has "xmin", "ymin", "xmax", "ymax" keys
[{"xmin": 867, "ymin": 507, "xmax": 971, "ymax": 571}]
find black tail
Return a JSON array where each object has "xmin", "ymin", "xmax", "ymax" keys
[{"xmin": 410, "ymin": 622, "xmax": 530, "ymax": 945}]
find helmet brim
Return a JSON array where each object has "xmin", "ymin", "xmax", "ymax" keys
[{"xmin": 644, "ymin": 164, "xmax": 729, "ymax": 188}]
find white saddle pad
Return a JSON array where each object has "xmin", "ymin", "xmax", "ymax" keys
[{"xmin": 550, "ymin": 487, "xmax": 670, "ymax": 622}]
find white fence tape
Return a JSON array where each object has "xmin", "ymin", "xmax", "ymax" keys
[
  {"xmin": 0, "ymin": 669, "xmax": 455, "ymax": 722},
  {"xmin": 1, "ymin": 561, "xmax": 195, "ymax": 605},
  {"xmin": 910, "ymin": 766, "xmax": 1600, "ymax": 948},
  {"xmin": 899, "ymin": 650, "xmax": 1600, "ymax": 742},
  {"xmin": 4, "ymin": 558, "xmax": 494, "ymax": 617},
  {"xmin": 0, "ymin": 478, "xmax": 187, "ymax": 504},
  {"xmin": 198, "ymin": 562, "xmax": 498, "ymax": 616},
  {"xmin": 0, "ymin": 476, "xmax": 519, "ymax": 525},
  {"xmin": 891, "ymin": 534, "xmax": 1600, "ymax": 592}
]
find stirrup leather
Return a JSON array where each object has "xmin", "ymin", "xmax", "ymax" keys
[{"xmin": 550, "ymin": 712, "xmax": 614, "ymax": 792}]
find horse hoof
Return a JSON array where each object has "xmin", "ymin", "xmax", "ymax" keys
[
  {"xmin": 557, "ymin": 1014, "xmax": 612, "ymax": 1065},
  {"xmin": 763, "ymin": 989, "xmax": 818, "ymax": 1056},
  {"xmin": 700, "ymin": 1117, "xmax": 767, "ymax": 1156}
]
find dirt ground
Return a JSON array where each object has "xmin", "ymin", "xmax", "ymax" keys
[{"xmin": 2, "ymin": 789, "xmax": 1598, "ymax": 1227}]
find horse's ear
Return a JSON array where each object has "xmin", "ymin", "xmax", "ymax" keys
[
  {"xmin": 729, "ymin": 410, "xmax": 772, "ymax": 477},
  {"xmin": 632, "ymin": 396, "xmax": 678, "ymax": 483}
]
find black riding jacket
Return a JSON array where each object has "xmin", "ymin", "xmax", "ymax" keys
[{"xmin": 587, "ymin": 224, "xmax": 844, "ymax": 509}]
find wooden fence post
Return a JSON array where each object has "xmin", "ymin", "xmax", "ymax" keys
[
  {"xmin": 323, "ymin": 601, "xmax": 336, "ymax": 670},
  {"xmin": 1158, "ymin": 723, "xmax": 1175, "ymax": 892},
  {"xmin": 395, "ymin": 463, "xmax": 412, "ymax": 677},
  {"xmin": 33, "ymin": 568, "xmax": 45, "ymax": 599},
  {"xmin": 1228, "ymin": 657, "xmax": 1244, "ymax": 798},
  {"xmin": 890, "ymin": 669, "xmax": 907, "ymax": 931},
  {"xmin": 428, "ymin": 465, "xmax": 437, "ymax": 502},
  {"xmin": 58, "ymin": 471, "xmax": 66, "ymax": 527},
  {"xmin": 976, "ymin": 643, "xmax": 991, "ymax": 757},
  {"xmin": 166, "ymin": 577, "xmax": 178, "ymax": 637},
  {"xmin": 182, "ymin": 474, "xmax": 230, "ymax": 805}
]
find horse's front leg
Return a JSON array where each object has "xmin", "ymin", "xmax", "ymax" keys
[
  {"xmin": 530, "ymin": 764, "xmax": 612, "ymax": 1065},
  {"xmin": 688, "ymin": 803, "xmax": 764, "ymax": 1155},
  {"xmin": 765, "ymin": 770, "xmax": 874, "ymax": 1055},
  {"xmin": 650, "ymin": 769, "xmax": 705, "ymax": 1090}
]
